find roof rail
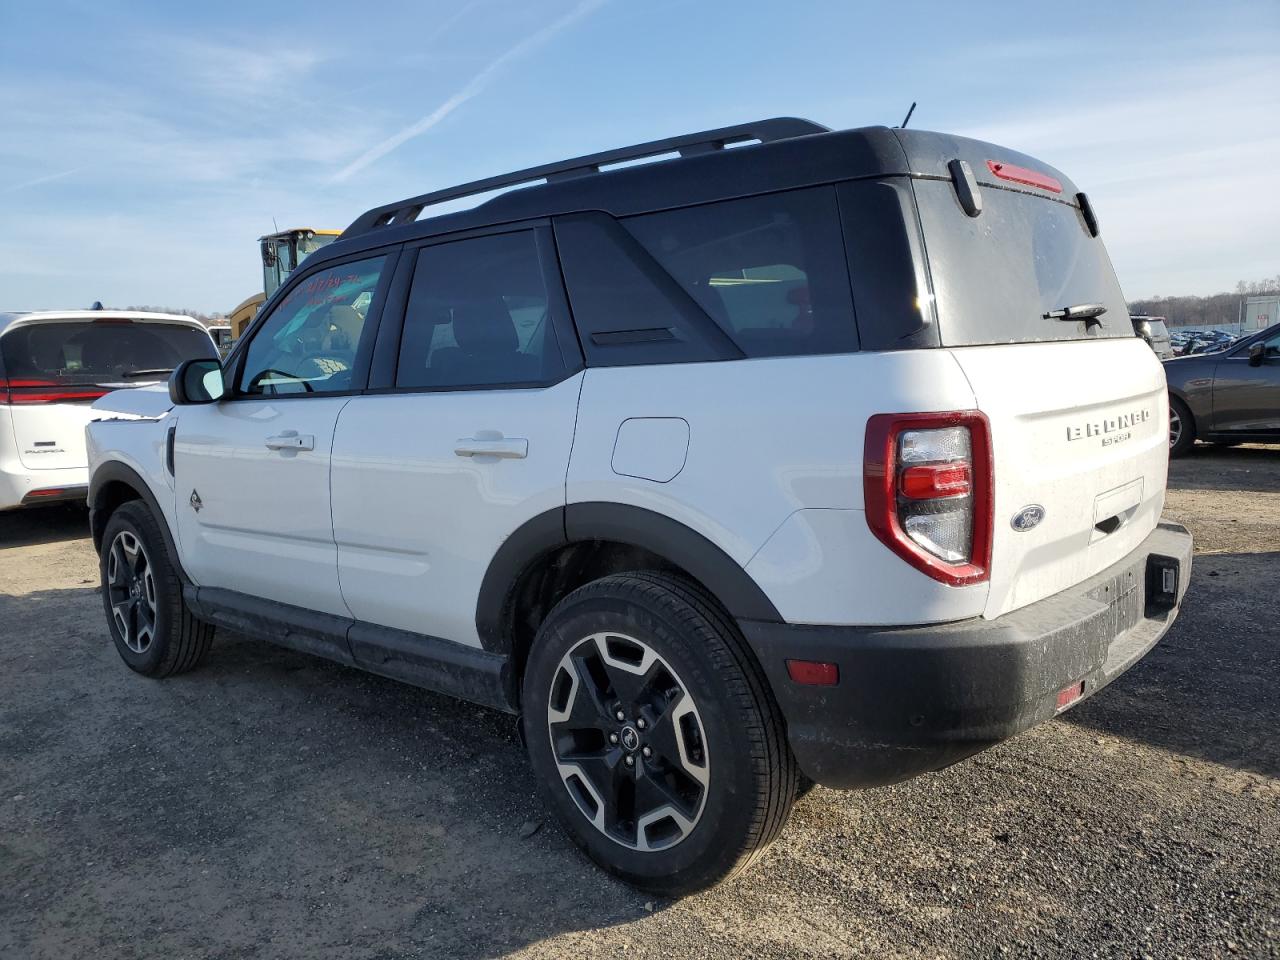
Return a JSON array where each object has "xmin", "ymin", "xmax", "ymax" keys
[{"xmin": 339, "ymin": 117, "xmax": 830, "ymax": 239}]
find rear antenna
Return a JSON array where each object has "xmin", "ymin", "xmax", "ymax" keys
[
  {"xmin": 896, "ymin": 101, "xmax": 917, "ymax": 129},
  {"xmin": 272, "ymin": 216, "xmax": 280, "ymax": 233}
]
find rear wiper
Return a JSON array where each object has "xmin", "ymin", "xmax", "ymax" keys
[
  {"xmin": 119, "ymin": 368, "xmax": 174, "ymax": 379},
  {"xmin": 1043, "ymin": 303, "xmax": 1107, "ymax": 322}
]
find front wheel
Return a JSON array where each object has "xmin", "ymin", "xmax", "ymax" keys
[
  {"xmin": 100, "ymin": 500, "xmax": 213, "ymax": 677},
  {"xmin": 522, "ymin": 572, "xmax": 797, "ymax": 895}
]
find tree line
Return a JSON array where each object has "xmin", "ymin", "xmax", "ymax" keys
[{"xmin": 1128, "ymin": 275, "xmax": 1280, "ymax": 328}]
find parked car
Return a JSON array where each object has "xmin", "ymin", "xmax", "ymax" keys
[
  {"xmin": 1165, "ymin": 321, "xmax": 1280, "ymax": 455},
  {"xmin": 0, "ymin": 311, "xmax": 217, "ymax": 510},
  {"xmin": 1131, "ymin": 314, "xmax": 1173, "ymax": 359},
  {"xmin": 208, "ymin": 324, "xmax": 234, "ymax": 357},
  {"xmin": 86, "ymin": 119, "xmax": 1192, "ymax": 894}
]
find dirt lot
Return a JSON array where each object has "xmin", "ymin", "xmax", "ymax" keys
[{"xmin": 2, "ymin": 446, "xmax": 1277, "ymax": 960}]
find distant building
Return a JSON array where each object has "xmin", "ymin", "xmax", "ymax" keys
[{"xmin": 1241, "ymin": 296, "xmax": 1279, "ymax": 332}]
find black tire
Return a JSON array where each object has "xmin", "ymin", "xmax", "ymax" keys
[
  {"xmin": 99, "ymin": 500, "xmax": 213, "ymax": 677},
  {"xmin": 522, "ymin": 571, "xmax": 797, "ymax": 895},
  {"xmin": 1168, "ymin": 396, "xmax": 1196, "ymax": 458}
]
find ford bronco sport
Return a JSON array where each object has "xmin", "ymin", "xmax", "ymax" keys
[{"xmin": 86, "ymin": 118, "xmax": 1192, "ymax": 894}]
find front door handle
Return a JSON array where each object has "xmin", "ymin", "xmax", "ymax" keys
[
  {"xmin": 265, "ymin": 432, "xmax": 314, "ymax": 451},
  {"xmin": 454, "ymin": 437, "xmax": 528, "ymax": 459}
]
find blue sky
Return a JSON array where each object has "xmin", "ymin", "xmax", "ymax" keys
[{"xmin": 1, "ymin": 0, "xmax": 1277, "ymax": 313}]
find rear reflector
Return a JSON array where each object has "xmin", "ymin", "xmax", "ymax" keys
[
  {"xmin": 27, "ymin": 488, "xmax": 63, "ymax": 498},
  {"xmin": 786, "ymin": 660, "xmax": 839, "ymax": 686},
  {"xmin": 986, "ymin": 159, "xmax": 1063, "ymax": 194},
  {"xmin": 1056, "ymin": 681, "xmax": 1085, "ymax": 711}
]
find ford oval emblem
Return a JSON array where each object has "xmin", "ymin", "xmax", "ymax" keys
[{"xmin": 1011, "ymin": 505, "xmax": 1045, "ymax": 532}]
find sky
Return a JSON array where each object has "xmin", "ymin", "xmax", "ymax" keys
[{"xmin": 1, "ymin": 0, "xmax": 1277, "ymax": 314}]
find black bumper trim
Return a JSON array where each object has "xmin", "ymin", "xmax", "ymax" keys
[
  {"xmin": 740, "ymin": 522, "xmax": 1193, "ymax": 789},
  {"xmin": 21, "ymin": 484, "xmax": 88, "ymax": 506}
]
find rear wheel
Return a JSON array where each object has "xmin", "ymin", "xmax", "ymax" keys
[
  {"xmin": 522, "ymin": 572, "xmax": 797, "ymax": 894},
  {"xmin": 100, "ymin": 500, "xmax": 213, "ymax": 677},
  {"xmin": 1168, "ymin": 396, "xmax": 1196, "ymax": 457}
]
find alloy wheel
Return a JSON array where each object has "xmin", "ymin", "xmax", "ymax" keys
[
  {"xmin": 547, "ymin": 632, "xmax": 710, "ymax": 852},
  {"xmin": 1169, "ymin": 408, "xmax": 1182, "ymax": 449},
  {"xmin": 107, "ymin": 531, "xmax": 158, "ymax": 654}
]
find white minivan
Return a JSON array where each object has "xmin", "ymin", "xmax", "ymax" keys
[{"xmin": 0, "ymin": 310, "xmax": 216, "ymax": 510}]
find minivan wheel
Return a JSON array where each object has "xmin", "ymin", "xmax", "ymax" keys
[
  {"xmin": 99, "ymin": 500, "xmax": 213, "ymax": 677},
  {"xmin": 522, "ymin": 572, "xmax": 797, "ymax": 895},
  {"xmin": 1168, "ymin": 396, "xmax": 1195, "ymax": 457}
]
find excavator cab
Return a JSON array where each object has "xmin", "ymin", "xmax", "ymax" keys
[
  {"xmin": 229, "ymin": 228, "xmax": 341, "ymax": 339},
  {"xmin": 260, "ymin": 228, "xmax": 340, "ymax": 299}
]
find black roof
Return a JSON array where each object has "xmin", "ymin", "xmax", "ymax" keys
[{"xmin": 312, "ymin": 119, "xmax": 1079, "ymax": 266}]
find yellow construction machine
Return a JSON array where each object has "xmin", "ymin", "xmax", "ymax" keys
[{"xmin": 227, "ymin": 228, "xmax": 341, "ymax": 340}]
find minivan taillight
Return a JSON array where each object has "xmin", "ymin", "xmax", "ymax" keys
[
  {"xmin": 0, "ymin": 378, "xmax": 109, "ymax": 405},
  {"xmin": 864, "ymin": 411, "xmax": 993, "ymax": 586}
]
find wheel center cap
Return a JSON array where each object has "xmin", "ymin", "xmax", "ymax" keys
[
  {"xmin": 619, "ymin": 725, "xmax": 640, "ymax": 752},
  {"xmin": 130, "ymin": 581, "xmax": 141, "ymax": 597}
]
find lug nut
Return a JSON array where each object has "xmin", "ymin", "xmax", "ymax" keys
[
  {"xmin": 624, "ymin": 755, "xmax": 635, "ymax": 767},
  {"xmin": 615, "ymin": 709, "xmax": 625, "ymax": 721},
  {"xmin": 642, "ymin": 746, "xmax": 652, "ymax": 758},
  {"xmin": 609, "ymin": 732, "xmax": 619, "ymax": 744},
  {"xmin": 636, "ymin": 718, "xmax": 647, "ymax": 730}
]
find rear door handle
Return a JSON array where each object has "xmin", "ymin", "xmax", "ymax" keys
[
  {"xmin": 265, "ymin": 432, "xmax": 314, "ymax": 451},
  {"xmin": 454, "ymin": 438, "xmax": 528, "ymax": 459}
]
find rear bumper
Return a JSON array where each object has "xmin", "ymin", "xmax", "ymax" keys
[
  {"xmin": 739, "ymin": 521, "xmax": 1193, "ymax": 789},
  {"xmin": 0, "ymin": 464, "xmax": 89, "ymax": 511}
]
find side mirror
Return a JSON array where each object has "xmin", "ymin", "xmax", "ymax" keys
[
  {"xmin": 1248, "ymin": 342, "xmax": 1265, "ymax": 367},
  {"xmin": 170, "ymin": 358, "xmax": 226, "ymax": 405}
]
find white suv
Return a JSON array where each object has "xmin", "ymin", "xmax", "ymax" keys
[
  {"xmin": 86, "ymin": 119, "xmax": 1192, "ymax": 894},
  {"xmin": 0, "ymin": 310, "xmax": 216, "ymax": 510}
]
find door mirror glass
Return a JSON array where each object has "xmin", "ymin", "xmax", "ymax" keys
[
  {"xmin": 1248, "ymin": 341, "xmax": 1265, "ymax": 366},
  {"xmin": 170, "ymin": 358, "xmax": 225, "ymax": 405}
]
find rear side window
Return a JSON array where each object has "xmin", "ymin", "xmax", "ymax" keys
[
  {"xmin": 914, "ymin": 180, "xmax": 1131, "ymax": 345},
  {"xmin": 0, "ymin": 320, "xmax": 215, "ymax": 384},
  {"xmin": 396, "ymin": 231, "xmax": 561, "ymax": 389},
  {"xmin": 624, "ymin": 187, "xmax": 858, "ymax": 357}
]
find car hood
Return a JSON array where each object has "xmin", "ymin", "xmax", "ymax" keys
[{"xmin": 90, "ymin": 384, "xmax": 173, "ymax": 421}]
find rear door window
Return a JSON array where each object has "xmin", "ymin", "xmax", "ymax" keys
[
  {"xmin": 624, "ymin": 187, "xmax": 859, "ymax": 357},
  {"xmin": 395, "ymin": 231, "xmax": 563, "ymax": 389},
  {"xmin": 914, "ymin": 180, "xmax": 1131, "ymax": 345},
  {"xmin": 0, "ymin": 320, "xmax": 215, "ymax": 386}
]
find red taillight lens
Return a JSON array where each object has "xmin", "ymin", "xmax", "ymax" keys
[
  {"xmin": 0, "ymin": 378, "xmax": 109, "ymax": 405},
  {"xmin": 864, "ymin": 411, "xmax": 993, "ymax": 586},
  {"xmin": 899, "ymin": 462, "xmax": 972, "ymax": 500}
]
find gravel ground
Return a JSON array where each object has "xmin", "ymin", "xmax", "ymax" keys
[{"xmin": 1, "ymin": 445, "xmax": 1277, "ymax": 960}]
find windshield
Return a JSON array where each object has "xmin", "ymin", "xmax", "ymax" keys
[
  {"xmin": 0, "ymin": 321, "xmax": 216, "ymax": 384},
  {"xmin": 914, "ymin": 181, "xmax": 1131, "ymax": 346}
]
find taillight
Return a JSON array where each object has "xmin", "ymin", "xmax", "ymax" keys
[
  {"xmin": 0, "ymin": 378, "xmax": 109, "ymax": 405},
  {"xmin": 864, "ymin": 411, "xmax": 993, "ymax": 586}
]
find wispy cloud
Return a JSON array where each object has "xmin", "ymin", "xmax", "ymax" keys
[
  {"xmin": 329, "ymin": 0, "xmax": 607, "ymax": 183},
  {"xmin": 3, "ymin": 167, "xmax": 82, "ymax": 193}
]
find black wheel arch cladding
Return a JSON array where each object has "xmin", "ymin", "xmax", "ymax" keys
[{"xmin": 475, "ymin": 502, "xmax": 783, "ymax": 656}]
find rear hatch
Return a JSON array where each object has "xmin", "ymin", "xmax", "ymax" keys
[
  {"xmin": 1, "ymin": 318, "xmax": 215, "ymax": 470},
  {"xmin": 900, "ymin": 131, "xmax": 1168, "ymax": 618}
]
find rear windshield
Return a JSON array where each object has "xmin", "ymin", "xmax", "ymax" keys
[
  {"xmin": 914, "ymin": 180, "xmax": 1131, "ymax": 345},
  {"xmin": 0, "ymin": 320, "xmax": 216, "ymax": 383}
]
